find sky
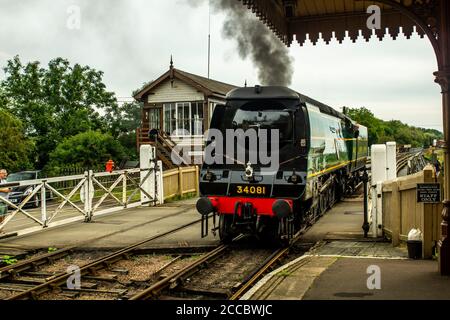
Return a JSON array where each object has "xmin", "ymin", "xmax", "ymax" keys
[{"xmin": 0, "ymin": 0, "xmax": 443, "ymax": 131}]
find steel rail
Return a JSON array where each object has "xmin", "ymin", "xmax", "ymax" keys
[
  {"xmin": 129, "ymin": 243, "xmax": 230, "ymax": 300},
  {"xmin": 0, "ymin": 247, "xmax": 75, "ymax": 281},
  {"xmin": 228, "ymin": 246, "xmax": 289, "ymax": 301},
  {"xmin": 6, "ymin": 218, "xmax": 203, "ymax": 300},
  {"xmin": 228, "ymin": 227, "xmax": 308, "ymax": 301}
]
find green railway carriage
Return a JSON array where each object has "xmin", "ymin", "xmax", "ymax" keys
[{"xmin": 197, "ymin": 86, "xmax": 369, "ymax": 245}]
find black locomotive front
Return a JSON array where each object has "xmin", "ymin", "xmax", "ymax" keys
[{"xmin": 197, "ymin": 86, "xmax": 309, "ymax": 244}]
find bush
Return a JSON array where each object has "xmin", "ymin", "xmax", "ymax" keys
[{"xmin": 46, "ymin": 131, "xmax": 126, "ymax": 171}]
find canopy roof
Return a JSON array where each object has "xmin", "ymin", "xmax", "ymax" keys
[{"xmin": 243, "ymin": 0, "xmax": 439, "ymax": 47}]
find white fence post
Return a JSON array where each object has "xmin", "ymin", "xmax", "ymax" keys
[
  {"xmin": 157, "ymin": 160, "xmax": 164, "ymax": 205},
  {"xmin": 41, "ymin": 181, "xmax": 47, "ymax": 227},
  {"xmin": 123, "ymin": 171, "xmax": 127, "ymax": 208},
  {"xmin": 82, "ymin": 170, "xmax": 94, "ymax": 221},
  {"xmin": 140, "ymin": 145, "xmax": 156, "ymax": 206},
  {"xmin": 83, "ymin": 171, "xmax": 90, "ymax": 220},
  {"xmin": 88, "ymin": 170, "xmax": 94, "ymax": 221}
]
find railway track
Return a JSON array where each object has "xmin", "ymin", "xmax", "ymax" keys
[
  {"xmin": 3, "ymin": 225, "xmax": 311, "ymax": 301},
  {"xmin": 130, "ymin": 225, "xmax": 313, "ymax": 301},
  {"xmin": 2, "ymin": 218, "xmax": 207, "ymax": 300},
  {"xmin": 0, "ymin": 204, "xmax": 203, "ymax": 292}
]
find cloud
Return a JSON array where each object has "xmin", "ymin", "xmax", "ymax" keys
[{"xmin": 0, "ymin": 0, "xmax": 442, "ymax": 131}]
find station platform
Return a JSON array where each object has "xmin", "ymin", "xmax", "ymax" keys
[{"xmin": 242, "ymin": 198, "xmax": 450, "ymax": 300}]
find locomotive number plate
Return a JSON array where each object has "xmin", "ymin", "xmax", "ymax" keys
[{"xmin": 230, "ymin": 185, "xmax": 271, "ymax": 197}]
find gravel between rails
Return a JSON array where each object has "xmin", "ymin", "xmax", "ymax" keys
[
  {"xmin": 182, "ymin": 248, "xmax": 273, "ymax": 292},
  {"xmin": 29, "ymin": 254, "xmax": 203, "ymax": 300},
  {"xmin": 38, "ymin": 252, "xmax": 108, "ymax": 274}
]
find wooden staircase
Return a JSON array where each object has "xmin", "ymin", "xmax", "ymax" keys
[{"xmin": 137, "ymin": 128, "xmax": 189, "ymax": 169}]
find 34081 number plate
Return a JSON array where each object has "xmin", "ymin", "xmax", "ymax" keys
[{"xmin": 229, "ymin": 184, "xmax": 271, "ymax": 197}]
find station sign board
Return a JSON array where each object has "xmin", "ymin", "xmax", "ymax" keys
[{"xmin": 417, "ymin": 183, "xmax": 441, "ymax": 203}]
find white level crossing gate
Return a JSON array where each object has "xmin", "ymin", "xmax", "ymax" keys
[{"xmin": 0, "ymin": 146, "xmax": 163, "ymax": 237}]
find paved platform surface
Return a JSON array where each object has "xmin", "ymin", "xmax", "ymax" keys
[
  {"xmin": 243, "ymin": 198, "xmax": 450, "ymax": 300},
  {"xmin": 0, "ymin": 199, "xmax": 219, "ymax": 252}
]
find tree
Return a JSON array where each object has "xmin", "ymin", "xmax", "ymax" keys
[
  {"xmin": 1, "ymin": 56, "xmax": 116, "ymax": 167},
  {"xmin": 346, "ymin": 107, "xmax": 443, "ymax": 147},
  {"xmin": 346, "ymin": 107, "xmax": 383, "ymax": 146},
  {"xmin": 0, "ymin": 87, "xmax": 7, "ymax": 110},
  {"xmin": 47, "ymin": 131, "xmax": 126, "ymax": 170},
  {"xmin": 104, "ymin": 101, "xmax": 142, "ymax": 160},
  {"xmin": 0, "ymin": 109, "xmax": 34, "ymax": 172}
]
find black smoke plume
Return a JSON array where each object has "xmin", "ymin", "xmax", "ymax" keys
[{"xmin": 188, "ymin": 0, "xmax": 294, "ymax": 86}]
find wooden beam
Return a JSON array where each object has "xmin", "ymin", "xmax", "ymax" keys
[{"xmin": 289, "ymin": 9, "xmax": 412, "ymax": 46}]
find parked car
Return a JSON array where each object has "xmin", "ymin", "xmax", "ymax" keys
[{"xmin": 7, "ymin": 171, "xmax": 52, "ymax": 208}]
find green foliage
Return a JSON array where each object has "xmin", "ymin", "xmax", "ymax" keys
[
  {"xmin": 46, "ymin": 131, "xmax": 126, "ymax": 171},
  {"xmin": 104, "ymin": 102, "xmax": 141, "ymax": 138},
  {"xmin": 104, "ymin": 101, "xmax": 141, "ymax": 160},
  {"xmin": 2, "ymin": 255, "xmax": 18, "ymax": 265},
  {"xmin": 346, "ymin": 107, "xmax": 443, "ymax": 147},
  {"xmin": 1, "ymin": 56, "xmax": 116, "ymax": 168},
  {"xmin": 47, "ymin": 247, "xmax": 58, "ymax": 253},
  {"xmin": 0, "ymin": 86, "xmax": 8, "ymax": 110},
  {"xmin": 0, "ymin": 109, "xmax": 35, "ymax": 171}
]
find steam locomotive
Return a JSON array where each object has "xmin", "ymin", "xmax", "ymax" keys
[{"xmin": 196, "ymin": 86, "xmax": 368, "ymax": 245}]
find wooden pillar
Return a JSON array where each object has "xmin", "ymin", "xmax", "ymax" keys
[
  {"xmin": 436, "ymin": 0, "xmax": 450, "ymax": 275},
  {"xmin": 178, "ymin": 167, "xmax": 183, "ymax": 197},
  {"xmin": 391, "ymin": 181, "xmax": 401, "ymax": 247}
]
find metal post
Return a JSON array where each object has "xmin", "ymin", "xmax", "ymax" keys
[{"xmin": 362, "ymin": 168, "xmax": 370, "ymax": 238}]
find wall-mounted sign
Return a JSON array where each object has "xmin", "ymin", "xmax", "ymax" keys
[{"xmin": 417, "ymin": 183, "xmax": 441, "ymax": 203}]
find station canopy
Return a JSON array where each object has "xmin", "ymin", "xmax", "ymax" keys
[{"xmin": 243, "ymin": 0, "xmax": 439, "ymax": 48}]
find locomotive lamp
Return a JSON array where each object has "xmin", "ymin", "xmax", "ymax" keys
[
  {"xmin": 289, "ymin": 169, "xmax": 301, "ymax": 184},
  {"xmin": 245, "ymin": 162, "xmax": 254, "ymax": 180},
  {"xmin": 204, "ymin": 169, "xmax": 216, "ymax": 182}
]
